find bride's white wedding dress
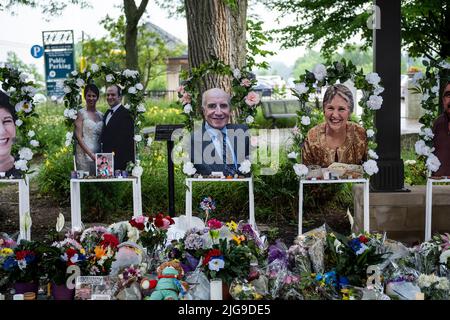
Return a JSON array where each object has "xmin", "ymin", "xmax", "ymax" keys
[{"xmin": 75, "ymin": 108, "xmax": 103, "ymax": 172}]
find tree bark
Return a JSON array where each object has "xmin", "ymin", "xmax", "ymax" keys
[
  {"xmin": 185, "ymin": 0, "xmax": 248, "ymax": 116},
  {"xmin": 124, "ymin": 0, "xmax": 149, "ymax": 71}
]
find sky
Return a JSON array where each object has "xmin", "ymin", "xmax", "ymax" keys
[{"xmin": 0, "ymin": 1, "xmax": 306, "ymax": 78}]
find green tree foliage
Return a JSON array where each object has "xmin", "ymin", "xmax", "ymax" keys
[
  {"xmin": 82, "ymin": 15, "xmax": 186, "ymax": 90},
  {"xmin": 0, "ymin": 0, "xmax": 90, "ymax": 16},
  {"xmin": 264, "ymin": 0, "xmax": 450, "ymax": 60},
  {"xmin": 5, "ymin": 51, "xmax": 44, "ymax": 84}
]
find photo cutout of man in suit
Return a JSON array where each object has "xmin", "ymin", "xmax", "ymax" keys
[
  {"xmin": 101, "ymin": 84, "xmax": 135, "ymax": 171},
  {"xmin": 190, "ymin": 88, "xmax": 250, "ymax": 177}
]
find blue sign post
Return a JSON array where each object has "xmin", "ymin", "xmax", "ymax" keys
[
  {"xmin": 30, "ymin": 45, "xmax": 44, "ymax": 59},
  {"xmin": 42, "ymin": 30, "xmax": 75, "ymax": 98}
]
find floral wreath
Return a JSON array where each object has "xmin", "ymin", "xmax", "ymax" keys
[
  {"xmin": 412, "ymin": 58, "xmax": 450, "ymax": 175},
  {"xmin": 0, "ymin": 64, "xmax": 39, "ymax": 175},
  {"xmin": 177, "ymin": 58, "xmax": 259, "ymax": 177},
  {"xmin": 63, "ymin": 63, "xmax": 150, "ymax": 176},
  {"xmin": 288, "ymin": 59, "xmax": 384, "ymax": 178},
  {"xmin": 176, "ymin": 58, "xmax": 261, "ymax": 132}
]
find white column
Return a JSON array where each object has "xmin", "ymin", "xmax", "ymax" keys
[
  {"xmin": 425, "ymin": 179, "xmax": 433, "ymax": 241},
  {"xmin": 248, "ymin": 177, "xmax": 256, "ymax": 228},
  {"xmin": 185, "ymin": 179, "xmax": 192, "ymax": 228},
  {"xmin": 70, "ymin": 180, "xmax": 82, "ymax": 231},
  {"xmin": 363, "ymin": 179, "xmax": 370, "ymax": 233},
  {"xmin": 133, "ymin": 177, "xmax": 143, "ymax": 217},
  {"xmin": 298, "ymin": 180, "xmax": 304, "ymax": 235},
  {"xmin": 18, "ymin": 176, "xmax": 31, "ymax": 240}
]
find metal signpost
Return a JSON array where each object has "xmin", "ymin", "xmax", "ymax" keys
[{"xmin": 42, "ymin": 30, "xmax": 75, "ymax": 98}]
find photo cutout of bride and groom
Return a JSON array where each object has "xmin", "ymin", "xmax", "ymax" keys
[{"xmin": 74, "ymin": 84, "xmax": 135, "ymax": 178}]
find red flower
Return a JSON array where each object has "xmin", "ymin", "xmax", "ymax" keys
[
  {"xmin": 207, "ymin": 219, "xmax": 222, "ymax": 230},
  {"xmin": 154, "ymin": 213, "xmax": 174, "ymax": 230},
  {"xmin": 129, "ymin": 219, "xmax": 145, "ymax": 231},
  {"xmin": 203, "ymin": 249, "xmax": 222, "ymax": 266},
  {"xmin": 16, "ymin": 250, "xmax": 33, "ymax": 260},
  {"xmin": 359, "ymin": 235, "xmax": 369, "ymax": 244},
  {"xmin": 100, "ymin": 233, "xmax": 119, "ymax": 248}
]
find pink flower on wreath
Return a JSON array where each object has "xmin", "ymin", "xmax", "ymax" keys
[
  {"xmin": 207, "ymin": 219, "xmax": 222, "ymax": 230},
  {"xmin": 177, "ymin": 85, "xmax": 185, "ymax": 94},
  {"xmin": 244, "ymin": 91, "xmax": 260, "ymax": 107},
  {"xmin": 291, "ymin": 126, "xmax": 300, "ymax": 136},
  {"xmin": 181, "ymin": 92, "xmax": 192, "ymax": 104},
  {"xmin": 240, "ymin": 78, "xmax": 252, "ymax": 87}
]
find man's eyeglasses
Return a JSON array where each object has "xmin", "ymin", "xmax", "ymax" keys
[{"xmin": 206, "ymin": 103, "xmax": 229, "ymax": 110}]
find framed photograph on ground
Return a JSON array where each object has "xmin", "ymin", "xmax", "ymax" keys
[{"xmin": 95, "ymin": 153, "xmax": 114, "ymax": 177}]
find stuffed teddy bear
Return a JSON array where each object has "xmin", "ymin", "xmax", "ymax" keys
[{"xmin": 145, "ymin": 260, "xmax": 188, "ymax": 300}]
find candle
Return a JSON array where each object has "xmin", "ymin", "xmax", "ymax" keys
[
  {"xmin": 210, "ymin": 279, "xmax": 223, "ymax": 300},
  {"xmin": 0, "ymin": 293, "xmax": 5, "ymax": 300},
  {"xmin": 13, "ymin": 294, "xmax": 24, "ymax": 300}
]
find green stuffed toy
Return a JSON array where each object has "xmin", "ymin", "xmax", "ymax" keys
[{"xmin": 146, "ymin": 260, "xmax": 188, "ymax": 300}]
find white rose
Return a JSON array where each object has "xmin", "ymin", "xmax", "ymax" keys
[
  {"xmin": 295, "ymin": 82, "xmax": 308, "ymax": 95},
  {"xmin": 367, "ymin": 95, "xmax": 383, "ymax": 110},
  {"xmin": 132, "ymin": 165, "xmax": 144, "ymax": 177},
  {"xmin": 431, "ymin": 86, "xmax": 439, "ymax": 94},
  {"xmin": 15, "ymin": 119, "xmax": 23, "ymax": 127},
  {"xmin": 238, "ymin": 159, "xmax": 252, "ymax": 174},
  {"xmin": 293, "ymin": 163, "xmax": 308, "ymax": 177},
  {"xmin": 124, "ymin": 104, "xmax": 131, "ymax": 110},
  {"xmin": 301, "ymin": 116, "xmax": 311, "ymax": 126},
  {"xmin": 233, "ymin": 68, "xmax": 241, "ymax": 79},
  {"xmin": 183, "ymin": 161, "xmax": 197, "ymax": 176},
  {"xmin": 415, "ymin": 140, "xmax": 433, "ymax": 156},
  {"xmin": 21, "ymin": 86, "xmax": 36, "ymax": 97},
  {"xmin": 246, "ymin": 115, "xmax": 254, "ymax": 124},
  {"xmin": 147, "ymin": 137, "xmax": 153, "ymax": 147},
  {"xmin": 368, "ymin": 149, "xmax": 379, "ymax": 160},
  {"xmin": 374, "ymin": 86, "xmax": 384, "ymax": 96},
  {"xmin": 440, "ymin": 250, "xmax": 450, "ymax": 264},
  {"xmin": 312, "ymin": 64, "xmax": 327, "ymax": 81},
  {"xmin": 106, "ymin": 74, "xmax": 115, "ymax": 82},
  {"xmin": 183, "ymin": 104, "xmax": 193, "ymax": 114},
  {"xmin": 91, "ymin": 64, "xmax": 99, "ymax": 72},
  {"xmin": 137, "ymin": 104, "xmax": 146, "ymax": 113},
  {"xmin": 30, "ymin": 140, "xmax": 39, "ymax": 147},
  {"xmin": 426, "ymin": 153, "xmax": 441, "ymax": 172},
  {"xmin": 366, "ymin": 129, "xmax": 375, "ymax": 138},
  {"xmin": 64, "ymin": 108, "xmax": 77, "ymax": 120},
  {"xmin": 287, "ymin": 151, "xmax": 298, "ymax": 159},
  {"xmin": 19, "ymin": 73, "xmax": 29, "ymax": 82},
  {"xmin": 128, "ymin": 87, "xmax": 137, "ymax": 94},
  {"xmin": 123, "ymin": 69, "xmax": 139, "ymax": 78},
  {"xmin": 363, "ymin": 159, "xmax": 379, "ymax": 176},
  {"xmin": 76, "ymin": 78, "xmax": 85, "ymax": 88},
  {"xmin": 14, "ymin": 159, "xmax": 28, "ymax": 171},
  {"xmin": 134, "ymin": 135, "xmax": 142, "ymax": 142},
  {"xmin": 135, "ymin": 83, "xmax": 144, "ymax": 91},
  {"xmin": 19, "ymin": 147, "xmax": 33, "ymax": 160},
  {"xmin": 419, "ymin": 127, "xmax": 434, "ymax": 141},
  {"xmin": 71, "ymin": 71, "xmax": 78, "ymax": 76},
  {"xmin": 63, "ymin": 86, "xmax": 72, "ymax": 94},
  {"xmin": 28, "ymin": 130, "xmax": 35, "ymax": 138},
  {"xmin": 365, "ymin": 72, "xmax": 381, "ymax": 86}
]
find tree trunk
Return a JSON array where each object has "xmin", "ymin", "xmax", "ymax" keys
[
  {"xmin": 185, "ymin": 0, "xmax": 248, "ymax": 115},
  {"xmin": 124, "ymin": 0, "xmax": 150, "ymax": 71}
]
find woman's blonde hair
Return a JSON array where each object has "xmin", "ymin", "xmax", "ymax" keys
[{"xmin": 323, "ymin": 84, "xmax": 354, "ymax": 113}]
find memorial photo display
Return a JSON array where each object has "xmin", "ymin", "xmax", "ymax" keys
[{"xmin": 95, "ymin": 153, "xmax": 114, "ymax": 177}]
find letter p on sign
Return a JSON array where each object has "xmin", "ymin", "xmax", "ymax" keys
[{"xmin": 30, "ymin": 45, "xmax": 44, "ymax": 59}]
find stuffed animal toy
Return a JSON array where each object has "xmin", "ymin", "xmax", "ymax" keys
[{"xmin": 145, "ymin": 260, "xmax": 188, "ymax": 300}]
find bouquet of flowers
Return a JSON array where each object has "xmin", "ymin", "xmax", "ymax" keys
[
  {"xmin": 416, "ymin": 274, "xmax": 449, "ymax": 300},
  {"xmin": 132, "ymin": 214, "xmax": 175, "ymax": 255},
  {"xmin": 42, "ymin": 238, "xmax": 87, "ymax": 285},
  {"xmin": 229, "ymin": 278, "xmax": 264, "ymax": 300},
  {"xmin": 0, "ymin": 233, "xmax": 17, "ymax": 288},
  {"xmin": 1, "ymin": 240, "xmax": 43, "ymax": 284},
  {"xmin": 84, "ymin": 232, "xmax": 119, "ymax": 276}
]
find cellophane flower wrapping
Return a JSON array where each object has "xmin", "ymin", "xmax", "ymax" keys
[
  {"xmin": 184, "ymin": 270, "xmax": 210, "ymax": 300},
  {"xmin": 230, "ymin": 278, "xmax": 264, "ymax": 300}
]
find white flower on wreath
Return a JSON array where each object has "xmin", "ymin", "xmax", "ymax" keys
[
  {"xmin": 312, "ymin": 63, "xmax": 327, "ymax": 82},
  {"xmin": 366, "ymin": 129, "xmax": 375, "ymax": 138},
  {"xmin": 419, "ymin": 127, "xmax": 434, "ymax": 141},
  {"xmin": 365, "ymin": 72, "xmax": 381, "ymax": 86},
  {"xmin": 295, "ymin": 82, "xmax": 309, "ymax": 95},
  {"xmin": 373, "ymin": 85, "xmax": 384, "ymax": 96},
  {"xmin": 15, "ymin": 119, "xmax": 23, "ymax": 127},
  {"xmin": 183, "ymin": 161, "xmax": 197, "ymax": 176},
  {"xmin": 368, "ymin": 149, "xmax": 379, "ymax": 160},
  {"xmin": 135, "ymin": 83, "xmax": 144, "ymax": 91},
  {"xmin": 415, "ymin": 140, "xmax": 433, "ymax": 157},
  {"xmin": 21, "ymin": 86, "xmax": 36, "ymax": 97},
  {"xmin": 71, "ymin": 71, "xmax": 78, "ymax": 77},
  {"xmin": 63, "ymin": 86, "xmax": 72, "ymax": 94},
  {"xmin": 367, "ymin": 95, "xmax": 383, "ymax": 110},
  {"xmin": 183, "ymin": 104, "xmax": 193, "ymax": 114},
  {"xmin": 238, "ymin": 159, "xmax": 251, "ymax": 174},
  {"xmin": 363, "ymin": 159, "xmax": 379, "ymax": 176},
  {"xmin": 91, "ymin": 64, "xmax": 99, "ymax": 73},
  {"xmin": 422, "ymin": 93, "xmax": 430, "ymax": 101},
  {"xmin": 137, "ymin": 104, "xmax": 146, "ymax": 113},
  {"xmin": 106, "ymin": 74, "xmax": 115, "ymax": 83},
  {"xmin": 134, "ymin": 135, "xmax": 142, "ymax": 142},
  {"xmin": 27, "ymin": 130, "xmax": 35, "ymax": 138},
  {"xmin": 64, "ymin": 108, "xmax": 78, "ymax": 120},
  {"xmin": 440, "ymin": 250, "xmax": 450, "ymax": 264},
  {"xmin": 123, "ymin": 69, "xmax": 139, "ymax": 78},
  {"xmin": 293, "ymin": 163, "xmax": 308, "ymax": 177},
  {"xmin": 19, "ymin": 147, "xmax": 33, "ymax": 160},
  {"xmin": 430, "ymin": 85, "xmax": 439, "ymax": 94},
  {"xmin": 19, "ymin": 73, "xmax": 29, "ymax": 82},
  {"xmin": 30, "ymin": 140, "xmax": 39, "ymax": 147},
  {"xmin": 15, "ymin": 101, "xmax": 33, "ymax": 113},
  {"xmin": 301, "ymin": 115, "xmax": 311, "ymax": 126},
  {"xmin": 76, "ymin": 78, "xmax": 85, "ymax": 88},
  {"xmin": 128, "ymin": 87, "xmax": 137, "ymax": 94},
  {"xmin": 287, "ymin": 151, "xmax": 298, "ymax": 159},
  {"xmin": 65, "ymin": 131, "xmax": 73, "ymax": 146},
  {"xmin": 132, "ymin": 163, "xmax": 144, "ymax": 178},
  {"xmin": 245, "ymin": 115, "xmax": 254, "ymax": 124},
  {"xmin": 14, "ymin": 159, "xmax": 28, "ymax": 171},
  {"xmin": 233, "ymin": 68, "xmax": 241, "ymax": 80},
  {"xmin": 426, "ymin": 153, "xmax": 441, "ymax": 172}
]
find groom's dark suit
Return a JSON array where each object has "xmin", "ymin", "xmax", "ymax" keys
[{"xmin": 101, "ymin": 105, "xmax": 135, "ymax": 171}]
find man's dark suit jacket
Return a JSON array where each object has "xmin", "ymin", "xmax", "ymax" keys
[
  {"xmin": 101, "ymin": 105, "xmax": 135, "ymax": 171},
  {"xmin": 190, "ymin": 122, "xmax": 250, "ymax": 176}
]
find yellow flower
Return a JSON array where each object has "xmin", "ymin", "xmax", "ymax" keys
[
  {"xmin": 0, "ymin": 248, "xmax": 13, "ymax": 256},
  {"xmin": 94, "ymin": 246, "xmax": 106, "ymax": 259},
  {"xmin": 232, "ymin": 235, "xmax": 245, "ymax": 245},
  {"xmin": 226, "ymin": 221, "xmax": 238, "ymax": 232},
  {"xmin": 80, "ymin": 248, "xmax": 86, "ymax": 255}
]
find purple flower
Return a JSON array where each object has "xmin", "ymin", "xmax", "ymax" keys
[
  {"xmin": 180, "ymin": 253, "xmax": 200, "ymax": 273},
  {"xmin": 184, "ymin": 233, "xmax": 204, "ymax": 250},
  {"xmin": 268, "ymin": 240, "xmax": 288, "ymax": 264}
]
